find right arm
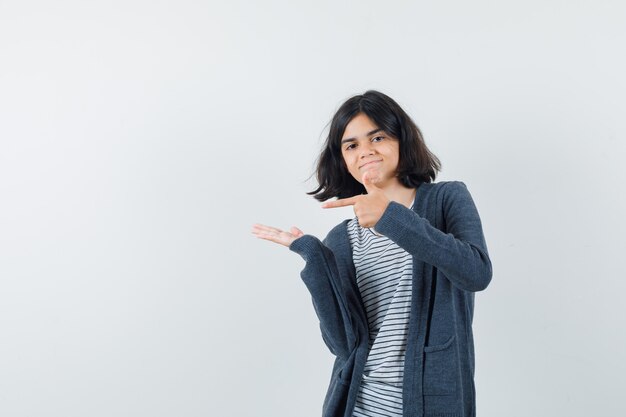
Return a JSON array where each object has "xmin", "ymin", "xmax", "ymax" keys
[
  {"xmin": 252, "ymin": 223, "xmax": 352, "ymax": 357},
  {"xmin": 289, "ymin": 235, "xmax": 351, "ymax": 357}
]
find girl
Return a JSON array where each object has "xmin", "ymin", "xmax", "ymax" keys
[{"xmin": 252, "ymin": 90, "xmax": 492, "ymax": 417}]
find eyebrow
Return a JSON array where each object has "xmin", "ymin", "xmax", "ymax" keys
[{"xmin": 341, "ymin": 128, "xmax": 384, "ymax": 144}]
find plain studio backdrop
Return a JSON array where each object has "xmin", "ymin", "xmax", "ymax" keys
[{"xmin": 1, "ymin": 1, "xmax": 625, "ymax": 416}]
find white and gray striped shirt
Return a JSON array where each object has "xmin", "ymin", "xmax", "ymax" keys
[{"xmin": 347, "ymin": 212, "xmax": 414, "ymax": 417}]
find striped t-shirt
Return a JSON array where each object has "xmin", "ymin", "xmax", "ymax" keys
[{"xmin": 347, "ymin": 212, "xmax": 414, "ymax": 417}]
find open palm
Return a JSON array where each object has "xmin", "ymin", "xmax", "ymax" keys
[{"xmin": 251, "ymin": 224, "xmax": 304, "ymax": 247}]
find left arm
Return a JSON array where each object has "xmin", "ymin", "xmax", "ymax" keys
[{"xmin": 374, "ymin": 181, "xmax": 492, "ymax": 292}]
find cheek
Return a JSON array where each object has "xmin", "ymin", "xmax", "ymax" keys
[
  {"xmin": 341, "ymin": 154, "xmax": 354, "ymax": 170},
  {"xmin": 390, "ymin": 145, "xmax": 400, "ymax": 164},
  {"xmin": 386, "ymin": 151, "xmax": 400, "ymax": 171},
  {"xmin": 340, "ymin": 156, "xmax": 352, "ymax": 173}
]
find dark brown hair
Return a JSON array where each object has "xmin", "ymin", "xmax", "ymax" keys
[{"xmin": 308, "ymin": 90, "xmax": 441, "ymax": 201}]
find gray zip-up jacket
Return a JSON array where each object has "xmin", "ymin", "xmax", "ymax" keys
[{"xmin": 289, "ymin": 181, "xmax": 492, "ymax": 417}]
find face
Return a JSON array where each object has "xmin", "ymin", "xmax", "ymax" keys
[{"xmin": 340, "ymin": 113, "xmax": 401, "ymax": 189}]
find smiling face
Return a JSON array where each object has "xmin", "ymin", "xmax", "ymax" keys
[{"xmin": 340, "ymin": 113, "xmax": 401, "ymax": 190}]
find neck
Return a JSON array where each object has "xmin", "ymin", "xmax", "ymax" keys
[{"xmin": 379, "ymin": 179, "xmax": 417, "ymax": 208}]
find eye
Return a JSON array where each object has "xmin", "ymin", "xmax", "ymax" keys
[
  {"xmin": 372, "ymin": 135, "xmax": 384, "ymax": 142},
  {"xmin": 345, "ymin": 143, "xmax": 356, "ymax": 151}
]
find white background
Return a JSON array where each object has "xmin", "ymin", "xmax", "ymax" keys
[{"xmin": 1, "ymin": 1, "xmax": 625, "ymax": 416}]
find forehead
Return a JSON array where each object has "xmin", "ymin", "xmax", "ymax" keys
[{"xmin": 341, "ymin": 113, "xmax": 380, "ymax": 140}]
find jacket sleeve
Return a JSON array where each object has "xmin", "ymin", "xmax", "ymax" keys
[
  {"xmin": 289, "ymin": 234, "xmax": 351, "ymax": 357},
  {"xmin": 374, "ymin": 181, "xmax": 493, "ymax": 292}
]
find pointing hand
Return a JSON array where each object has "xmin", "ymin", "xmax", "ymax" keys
[{"xmin": 321, "ymin": 172, "xmax": 390, "ymax": 228}]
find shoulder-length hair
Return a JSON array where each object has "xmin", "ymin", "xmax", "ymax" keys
[{"xmin": 308, "ymin": 90, "xmax": 442, "ymax": 202}]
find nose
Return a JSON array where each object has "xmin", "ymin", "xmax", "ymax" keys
[{"xmin": 359, "ymin": 141, "xmax": 375, "ymax": 158}]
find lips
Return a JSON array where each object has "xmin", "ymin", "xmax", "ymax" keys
[{"xmin": 359, "ymin": 159, "xmax": 382, "ymax": 169}]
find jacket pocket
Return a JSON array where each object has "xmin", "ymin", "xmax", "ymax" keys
[{"xmin": 423, "ymin": 334, "xmax": 458, "ymax": 396}]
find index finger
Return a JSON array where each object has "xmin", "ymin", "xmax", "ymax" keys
[{"xmin": 321, "ymin": 196, "xmax": 359, "ymax": 209}]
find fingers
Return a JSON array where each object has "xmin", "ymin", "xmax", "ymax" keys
[
  {"xmin": 251, "ymin": 223, "xmax": 302, "ymax": 247},
  {"xmin": 252, "ymin": 223, "xmax": 283, "ymax": 234},
  {"xmin": 321, "ymin": 196, "xmax": 359, "ymax": 209},
  {"xmin": 252, "ymin": 223, "xmax": 288, "ymax": 238},
  {"xmin": 362, "ymin": 171, "xmax": 381, "ymax": 193},
  {"xmin": 251, "ymin": 223, "xmax": 285, "ymax": 243}
]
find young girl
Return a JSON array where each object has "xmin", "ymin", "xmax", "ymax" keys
[{"xmin": 252, "ymin": 90, "xmax": 492, "ymax": 417}]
